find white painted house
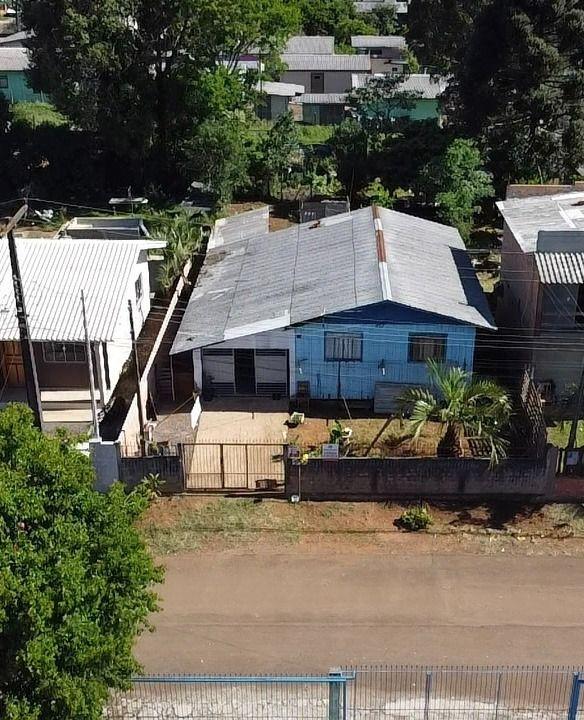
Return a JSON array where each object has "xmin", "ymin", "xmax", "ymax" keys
[{"xmin": 0, "ymin": 226, "xmax": 164, "ymax": 429}]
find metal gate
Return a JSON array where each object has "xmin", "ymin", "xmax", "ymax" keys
[{"xmin": 179, "ymin": 442, "xmax": 286, "ymax": 491}]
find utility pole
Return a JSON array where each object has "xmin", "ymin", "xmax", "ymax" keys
[
  {"xmin": 567, "ymin": 360, "xmax": 584, "ymax": 451},
  {"xmin": 80, "ymin": 290, "xmax": 100, "ymax": 440},
  {"xmin": 4, "ymin": 204, "xmax": 43, "ymax": 430},
  {"xmin": 128, "ymin": 300, "xmax": 146, "ymax": 456}
]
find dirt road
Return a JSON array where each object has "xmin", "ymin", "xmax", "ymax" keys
[{"xmin": 136, "ymin": 551, "xmax": 584, "ymax": 672}]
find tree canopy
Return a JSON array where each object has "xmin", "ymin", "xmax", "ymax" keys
[
  {"xmin": 0, "ymin": 405, "xmax": 161, "ymax": 720},
  {"xmin": 449, "ymin": 0, "xmax": 584, "ymax": 185}
]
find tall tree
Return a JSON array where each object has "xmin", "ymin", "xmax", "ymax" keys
[
  {"xmin": 297, "ymin": 0, "xmax": 376, "ymax": 45},
  {"xmin": 258, "ymin": 112, "xmax": 300, "ymax": 197},
  {"xmin": 421, "ymin": 138, "xmax": 494, "ymax": 240},
  {"xmin": 407, "ymin": 0, "xmax": 487, "ymax": 72},
  {"xmin": 0, "ymin": 404, "xmax": 161, "ymax": 720},
  {"xmin": 22, "ymin": 0, "xmax": 298, "ymax": 184},
  {"xmin": 348, "ymin": 74, "xmax": 421, "ymax": 135},
  {"xmin": 449, "ymin": 0, "xmax": 584, "ymax": 185}
]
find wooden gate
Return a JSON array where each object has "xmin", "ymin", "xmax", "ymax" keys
[{"xmin": 179, "ymin": 443, "xmax": 286, "ymax": 491}]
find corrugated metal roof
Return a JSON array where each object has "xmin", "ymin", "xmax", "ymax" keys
[
  {"xmin": 0, "ymin": 47, "xmax": 28, "ymax": 71},
  {"xmin": 535, "ymin": 252, "xmax": 584, "ymax": 284},
  {"xmin": 0, "ymin": 30, "xmax": 30, "ymax": 47},
  {"xmin": 297, "ymin": 92, "xmax": 347, "ymax": 105},
  {"xmin": 257, "ymin": 80, "xmax": 304, "ymax": 96},
  {"xmin": 281, "ymin": 53, "xmax": 371, "ymax": 71},
  {"xmin": 497, "ymin": 192, "xmax": 584, "ymax": 253},
  {"xmin": 210, "ymin": 207, "xmax": 270, "ymax": 249},
  {"xmin": 356, "ymin": 1, "xmax": 409, "ymax": 13},
  {"xmin": 171, "ymin": 207, "xmax": 494, "ymax": 354},
  {"xmin": 284, "ymin": 36, "xmax": 335, "ymax": 55},
  {"xmin": 351, "ymin": 35, "xmax": 406, "ymax": 49},
  {"xmin": 351, "ymin": 72, "xmax": 447, "ymax": 98},
  {"xmin": 0, "ymin": 238, "xmax": 152, "ymax": 342}
]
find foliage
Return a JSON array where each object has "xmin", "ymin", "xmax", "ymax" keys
[
  {"xmin": 365, "ymin": 3, "xmax": 398, "ymax": 35},
  {"xmin": 329, "ymin": 420, "xmax": 352, "ymax": 454},
  {"xmin": 348, "ymin": 74, "xmax": 422, "ymax": 135},
  {"xmin": 0, "ymin": 404, "xmax": 161, "ymax": 720},
  {"xmin": 399, "ymin": 360, "xmax": 512, "ymax": 467},
  {"xmin": 360, "ymin": 178, "xmax": 394, "ymax": 208},
  {"xmin": 10, "ymin": 102, "xmax": 68, "ymax": 128},
  {"xmin": 449, "ymin": 0, "xmax": 584, "ymax": 186},
  {"xmin": 329, "ymin": 118, "xmax": 371, "ymax": 197},
  {"xmin": 304, "ymin": 155, "xmax": 343, "ymax": 197},
  {"xmin": 22, "ymin": 0, "xmax": 298, "ymax": 184},
  {"xmin": 398, "ymin": 504, "xmax": 433, "ymax": 531},
  {"xmin": 407, "ymin": 0, "xmax": 487, "ymax": 72},
  {"xmin": 258, "ymin": 112, "xmax": 301, "ymax": 197},
  {"xmin": 421, "ymin": 139, "xmax": 494, "ymax": 239},
  {"xmin": 182, "ymin": 114, "xmax": 253, "ymax": 203},
  {"xmin": 148, "ymin": 211, "xmax": 202, "ymax": 292},
  {"xmin": 297, "ymin": 0, "xmax": 376, "ymax": 45}
]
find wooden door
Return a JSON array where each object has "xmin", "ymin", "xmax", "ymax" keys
[{"xmin": 0, "ymin": 342, "xmax": 25, "ymax": 386}]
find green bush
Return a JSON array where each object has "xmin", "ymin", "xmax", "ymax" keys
[{"xmin": 398, "ymin": 504, "xmax": 433, "ymax": 531}]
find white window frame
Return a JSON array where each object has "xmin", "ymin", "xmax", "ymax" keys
[
  {"xmin": 325, "ymin": 332, "xmax": 363, "ymax": 362},
  {"xmin": 42, "ymin": 341, "xmax": 87, "ymax": 364}
]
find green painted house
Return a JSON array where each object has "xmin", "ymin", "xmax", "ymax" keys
[{"xmin": 0, "ymin": 46, "xmax": 45, "ymax": 103}]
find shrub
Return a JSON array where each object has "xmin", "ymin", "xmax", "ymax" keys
[{"xmin": 397, "ymin": 504, "xmax": 433, "ymax": 531}]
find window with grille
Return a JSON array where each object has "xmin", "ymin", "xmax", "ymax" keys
[
  {"xmin": 408, "ymin": 334, "xmax": 447, "ymax": 363},
  {"xmin": 42, "ymin": 342, "xmax": 87, "ymax": 363},
  {"xmin": 0, "ymin": 76, "xmax": 8, "ymax": 89},
  {"xmin": 324, "ymin": 332, "xmax": 363, "ymax": 361}
]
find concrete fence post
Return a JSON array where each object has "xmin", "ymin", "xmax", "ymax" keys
[{"xmin": 328, "ymin": 669, "xmax": 344, "ymax": 720}]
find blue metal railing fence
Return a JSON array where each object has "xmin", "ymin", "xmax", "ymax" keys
[{"xmin": 106, "ymin": 666, "xmax": 584, "ymax": 720}]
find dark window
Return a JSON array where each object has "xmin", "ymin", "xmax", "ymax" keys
[
  {"xmin": 42, "ymin": 342, "xmax": 86, "ymax": 363},
  {"xmin": 325, "ymin": 333, "xmax": 363, "ymax": 361},
  {"xmin": 408, "ymin": 334, "xmax": 447, "ymax": 363},
  {"xmin": 135, "ymin": 274, "xmax": 143, "ymax": 304},
  {"xmin": 0, "ymin": 76, "xmax": 7, "ymax": 89}
]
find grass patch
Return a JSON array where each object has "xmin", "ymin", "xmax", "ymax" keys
[
  {"xmin": 11, "ymin": 101, "xmax": 69, "ymax": 128},
  {"xmin": 140, "ymin": 498, "xmax": 302, "ymax": 555},
  {"xmin": 297, "ymin": 124, "xmax": 334, "ymax": 146},
  {"xmin": 547, "ymin": 420, "xmax": 584, "ymax": 448}
]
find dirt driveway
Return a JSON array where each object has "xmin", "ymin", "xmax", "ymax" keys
[{"xmin": 136, "ymin": 549, "xmax": 584, "ymax": 673}]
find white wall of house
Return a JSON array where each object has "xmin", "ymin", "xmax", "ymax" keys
[
  {"xmin": 99, "ymin": 250, "xmax": 153, "ymax": 406},
  {"xmin": 192, "ymin": 328, "xmax": 296, "ymax": 396}
]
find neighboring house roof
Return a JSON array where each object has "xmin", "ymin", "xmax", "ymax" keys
[
  {"xmin": 0, "ymin": 47, "xmax": 28, "ymax": 71},
  {"xmin": 284, "ymin": 36, "xmax": 335, "ymax": 55},
  {"xmin": 351, "ymin": 35, "xmax": 406, "ymax": 49},
  {"xmin": 281, "ymin": 53, "xmax": 371, "ymax": 72},
  {"xmin": 0, "ymin": 30, "xmax": 30, "ymax": 47},
  {"xmin": 171, "ymin": 206, "xmax": 494, "ymax": 354},
  {"xmin": 61, "ymin": 216, "xmax": 152, "ymax": 240},
  {"xmin": 257, "ymin": 80, "xmax": 304, "ymax": 97},
  {"xmin": 0, "ymin": 238, "xmax": 161, "ymax": 342},
  {"xmin": 209, "ymin": 206, "xmax": 270, "ymax": 250},
  {"xmin": 535, "ymin": 252, "xmax": 584, "ymax": 284},
  {"xmin": 351, "ymin": 72, "xmax": 447, "ymax": 98},
  {"xmin": 297, "ymin": 92, "xmax": 347, "ymax": 105},
  {"xmin": 497, "ymin": 191, "xmax": 584, "ymax": 253}
]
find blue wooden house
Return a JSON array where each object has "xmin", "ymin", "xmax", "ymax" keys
[
  {"xmin": 0, "ymin": 45, "xmax": 46, "ymax": 103},
  {"xmin": 171, "ymin": 205, "xmax": 494, "ymax": 409}
]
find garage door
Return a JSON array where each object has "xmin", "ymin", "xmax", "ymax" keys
[
  {"xmin": 255, "ymin": 350, "xmax": 288, "ymax": 396},
  {"xmin": 202, "ymin": 348, "xmax": 288, "ymax": 396},
  {"xmin": 202, "ymin": 349, "xmax": 235, "ymax": 395}
]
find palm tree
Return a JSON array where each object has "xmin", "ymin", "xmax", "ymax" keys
[
  {"xmin": 399, "ymin": 360, "xmax": 512, "ymax": 466},
  {"xmin": 148, "ymin": 211, "xmax": 203, "ymax": 293}
]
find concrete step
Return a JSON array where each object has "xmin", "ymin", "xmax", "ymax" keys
[
  {"xmin": 42, "ymin": 407, "xmax": 94, "ymax": 424},
  {"xmin": 41, "ymin": 389, "xmax": 101, "ymax": 409}
]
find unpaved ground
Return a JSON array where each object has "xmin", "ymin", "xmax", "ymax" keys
[
  {"xmin": 136, "ymin": 551, "xmax": 584, "ymax": 673},
  {"xmin": 140, "ymin": 496, "xmax": 584, "ymax": 556}
]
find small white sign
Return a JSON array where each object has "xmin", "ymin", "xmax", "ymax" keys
[{"xmin": 322, "ymin": 443, "xmax": 339, "ymax": 461}]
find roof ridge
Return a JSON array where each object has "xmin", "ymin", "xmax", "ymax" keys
[{"xmin": 372, "ymin": 205, "xmax": 391, "ymax": 301}]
